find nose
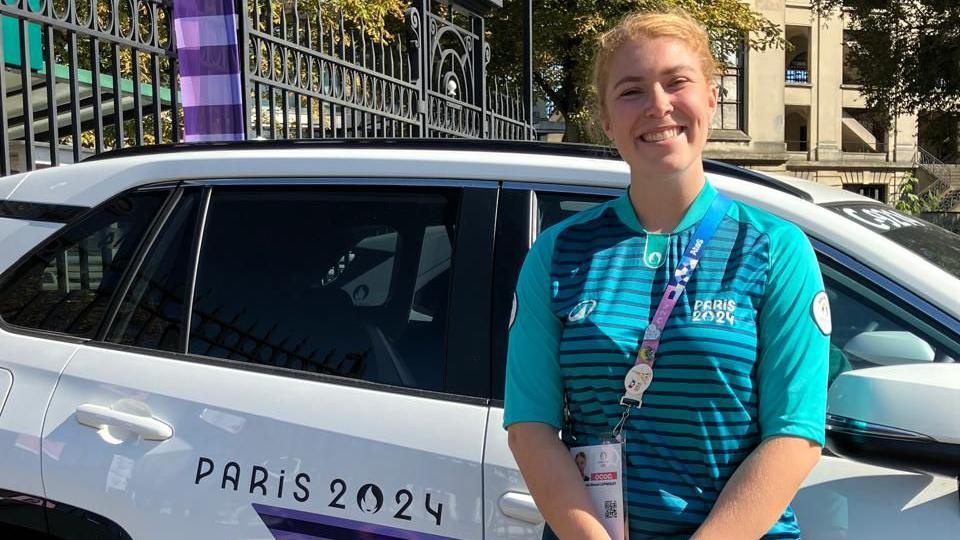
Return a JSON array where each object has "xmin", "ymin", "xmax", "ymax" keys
[{"xmin": 644, "ymin": 85, "xmax": 672, "ymax": 118}]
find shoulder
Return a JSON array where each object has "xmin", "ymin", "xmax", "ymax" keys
[{"xmin": 727, "ymin": 199, "xmax": 811, "ymax": 252}]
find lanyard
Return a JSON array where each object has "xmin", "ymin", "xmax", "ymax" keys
[{"xmin": 618, "ymin": 194, "xmax": 732, "ymax": 414}]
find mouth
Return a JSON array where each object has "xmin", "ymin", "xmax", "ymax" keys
[{"xmin": 639, "ymin": 126, "xmax": 685, "ymax": 143}]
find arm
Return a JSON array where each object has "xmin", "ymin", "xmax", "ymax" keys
[
  {"xmin": 694, "ymin": 222, "xmax": 829, "ymax": 538},
  {"xmin": 508, "ymin": 422, "xmax": 611, "ymax": 540},
  {"xmin": 692, "ymin": 436, "xmax": 821, "ymax": 539}
]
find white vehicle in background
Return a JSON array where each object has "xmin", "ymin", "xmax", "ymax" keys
[{"xmin": 0, "ymin": 140, "xmax": 957, "ymax": 539}]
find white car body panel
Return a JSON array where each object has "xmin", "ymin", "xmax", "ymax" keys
[
  {"xmin": 0, "ymin": 171, "xmax": 31, "ymax": 200},
  {"xmin": 795, "ymin": 456, "xmax": 960, "ymax": 539},
  {"xmin": 42, "ymin": 344, "xmax": 486, "ymax": 539},
  {"xmin": 0, "ymin": 218, "xmax": 63, "ymax": 271},
  {"xmin": 483, "ymin": 408, "xmax": 543, "ymax": 540},
  {"xmin": 0, "ymin": 328, "xmax": 79, "ymax": 498}
]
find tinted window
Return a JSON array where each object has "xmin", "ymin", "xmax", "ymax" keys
[
  {"xmin": 0, "ymin": 191, "xmax": 168, "ymax": 337},
  {"xmin": 492, "ymin": 189, "xmax": 615, "ymax": 400},
  {"xmin": 536, "ymin": 191, "xmax": 609, "ymax": 233},
  {"xmin": 189, "ymin": 187, "xmax": 458, "ymax": 392},
  {"xmin": 107, "ymin": 191, "xmax": 201, "ymax": 352}
]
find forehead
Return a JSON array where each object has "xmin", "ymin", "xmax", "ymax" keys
[{"xmin": 606, "ymin": 36, "xmax": 701, "ymax": 79}]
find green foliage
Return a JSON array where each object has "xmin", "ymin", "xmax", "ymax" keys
[
  {"xmin": 811, "ymin": 0, "xmax": 960, "ymax": 117},
  {"xmin": 271, "ymin": 0, "xmax": 408, "ymax": 41},
  {"xmin": 486, "ymin": 0, "xmax": 783, "ymax": 142},
  {"xmin": 893, "ymin": 174, "xmax": 944, "ymax": 215}
]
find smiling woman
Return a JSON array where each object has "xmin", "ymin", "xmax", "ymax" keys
[{"xmin": 503, "ymin": 10, "xmax": 830, "ymax": 540}]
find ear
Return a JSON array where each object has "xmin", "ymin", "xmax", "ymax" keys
[
  {"xmin": 600, "ymin": 108, "xmax": 614, "ymax": 139},
  {"xmin": 707, "ymin": 81, "xmax": 719, "ymax": 116}
]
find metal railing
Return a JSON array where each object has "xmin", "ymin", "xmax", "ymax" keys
[
  {"xmin": 916, "ymin": 146, "xmax": 960, "ymax": 211},
  {"xmin": 785, "ymin": 68, "xmax": 809, "ymax": 84},
  {"xmin": 237, "ymin": 0, "xmax": 535, "ymax": 141},
  {"xmin": 0, "ymin": 0, "xmax": 535, "ymax": 174},
  {"xmin": 0, "ymin": 0, "xmax": 181, "ymax": 174}
]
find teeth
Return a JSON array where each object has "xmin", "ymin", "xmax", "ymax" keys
[{"xmin": 642, "ymin": 127, "xmax": 682, "ymax": 142}]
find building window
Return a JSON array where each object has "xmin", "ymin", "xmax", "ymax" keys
[
  {"xmin": 712, "ymin": 45, "xmax": 745, "ymax": 132},
  {"xmin": 843, "ymin": 183, "xmax": 887, "ymax": 203},
  {"xmin": 843, "ymin": 30, "xmax": 861, "ymax": 85}
]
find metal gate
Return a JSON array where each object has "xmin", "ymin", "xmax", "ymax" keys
[{"xmin": 0, "ymin": 0, "xmax": 535, "ymax": 175}]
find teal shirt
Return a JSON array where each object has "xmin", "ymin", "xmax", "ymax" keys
[{"xmin": 504, "ymin": 181, "xmax": 829, "ymax": 539}]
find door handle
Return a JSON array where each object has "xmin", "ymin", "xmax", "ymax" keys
[
  {"xmin": 76, "ymin": 403, "xmax": 173, "ymax": 441},
  {"xmin": 498, "ymin": 492, "xmax": 543, "ymax": 524}
]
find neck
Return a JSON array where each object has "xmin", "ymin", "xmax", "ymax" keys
[{"xmin": 628, "ymin": 167, "xmax": 705, "ymax": 233}]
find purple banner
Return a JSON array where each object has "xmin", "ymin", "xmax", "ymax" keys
[{"xmin": 174, "ymin": 0, "xmax": 245, "ymax": 142}]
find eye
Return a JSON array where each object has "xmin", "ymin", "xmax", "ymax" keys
[
  {"xmin": 620, "ymin": 87, "xmax": 643, "ymax": 97},
  {"xmin": 670, "ymin": 78, "xmax": 691, "ymax": 87}
]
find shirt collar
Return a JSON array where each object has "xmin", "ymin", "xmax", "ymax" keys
[{"xmin": 612, "ymin": 179, "xmax": 718, "ymax": 234}]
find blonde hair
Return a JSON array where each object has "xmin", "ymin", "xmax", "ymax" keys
[{"xmin": 593, "ymin": 10, "xmax": 718, "ymax": 118}]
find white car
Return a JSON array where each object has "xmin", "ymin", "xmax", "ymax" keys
[{"xmin": 0, "ymin": 141, "xmax": 957, "ymax": 540}]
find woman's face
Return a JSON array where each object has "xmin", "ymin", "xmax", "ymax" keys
[{"xmin": 601, "ymin": 36, "xmax": 717, "ymax": 181}]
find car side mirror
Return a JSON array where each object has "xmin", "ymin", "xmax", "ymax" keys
[
  {"xmin": 842, "ymin": 330, "xmax": 935, "ymax": 366},
  {"xmin": 825, "ymin": 364, "xmax": 960, "ymax": 479}
]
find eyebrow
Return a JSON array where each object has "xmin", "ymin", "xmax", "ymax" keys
[{"xmin": 612, "ymin": 65, "xmax": 698, "ymax": 87}]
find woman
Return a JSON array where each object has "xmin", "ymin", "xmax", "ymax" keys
[{"xmin": 504, "ymin": 10, "xmax": 829, "ymax": 539}]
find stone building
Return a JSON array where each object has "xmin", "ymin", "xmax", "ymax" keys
[{"xmin": 705, "ymin": 0, "xmax": 917, "ymax": 204}]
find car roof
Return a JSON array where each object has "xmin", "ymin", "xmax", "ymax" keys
[
  {"xmin": 5, "ymin": 139, "xmax": 814, "ymax": 207},
  {"xmin": 758, "ymin": 171, "xmax": 880, "ymax": 205}
]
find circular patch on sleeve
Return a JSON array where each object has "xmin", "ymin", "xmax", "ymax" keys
[
  {"xmin": 812, "ymin": 291, "xmax": 832, "ymax": 336},
  {"xmin": 509, "ymin": 293, "xmax": 518, "ymax": 330}
]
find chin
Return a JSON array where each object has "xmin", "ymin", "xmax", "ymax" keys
[{"xmin": 628, "ymin": 151, "xmax": 696, "ymax": 179}]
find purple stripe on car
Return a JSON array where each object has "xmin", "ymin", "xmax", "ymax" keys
[{"xmin": 253, "ymin": 503, "xmax": 458, "ymax": 540}]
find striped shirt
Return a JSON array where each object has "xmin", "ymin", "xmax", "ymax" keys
[{"xmin": 504, "ymin": 180, "xmax": 829, "ymax": 539}]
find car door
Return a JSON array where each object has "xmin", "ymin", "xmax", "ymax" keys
[
  {"xmin": 484, "ymin": 184, "xmax": 616, "ymax": 539},
  {"xmin": 485, "ymin": 182, "xmax": 960, "ymax": 539},
  {"xmin": 0, "ymin": 188, "xmax": 172, "ymax": 537},
  {"xmin": 41, "ymin": 180, "xmax": 496, "ymax": 539}
]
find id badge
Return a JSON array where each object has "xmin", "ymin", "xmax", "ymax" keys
[{"xmin": 569, "ymin": 435, "xmax": 628, "ymax": 540}]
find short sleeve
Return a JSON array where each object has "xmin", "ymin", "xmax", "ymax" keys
[
  {"xmin": 503, "ymin": 229, "xmax": 564, "ymax": 430},
  {"xmin": 756, "ymin": 224, "xmax": 830, "ymax": 445}
]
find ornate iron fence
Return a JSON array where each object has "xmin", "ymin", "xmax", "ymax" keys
[
  {"xmin": 0, "ymin": 0, "xmax": 181, "ymax": 174},
  {"xmin": 0, "ymin": 0, "xmax": 534, "ymax": 174},
  {"xmin": 238, "ymin": 0, "xmax": 535, "ymax": 141}
]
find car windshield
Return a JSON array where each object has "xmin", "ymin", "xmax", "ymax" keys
[{"xmin": 825, "ymin": 202, "xmax": 960, "ymax": 278}]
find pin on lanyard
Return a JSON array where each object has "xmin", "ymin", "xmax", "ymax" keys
[{"xmin": 613, "ymin": 195, "xmax": 732, "ymax": 434}]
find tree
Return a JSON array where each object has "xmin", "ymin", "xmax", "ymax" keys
[
  {"xmin": 485, "ymin": 0, "xmax": 783, "ymax": 142},
  {"xmin": 811, "ymin": 1, "xmax": 960, "ymax": 117}
]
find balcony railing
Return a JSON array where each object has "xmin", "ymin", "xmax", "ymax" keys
[{"xmin": 785, "ymin": 69, "xmax": 809, "ymax": 84}]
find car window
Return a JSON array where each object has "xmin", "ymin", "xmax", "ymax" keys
[
  {"xmin": 187, "ymin": 186, "xmax": 458, "ymax": 393},
  {"xmin": 0, "ymin": 191, "xmax": 168, "ymax": 337},
  {"xmin": 107, "ymin": 191, "xmax": 202, "ymax": 352},
  {"xmin": 536, "ymin": 191, "xmax": 609, "ymax": 233},
  {"xmin": 820, "ymin": 261, "xmax": 960, "ymax": 388},
  {"xmin": 492, "ymin": 189, "xmax": 614, "ymax": 400}
]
